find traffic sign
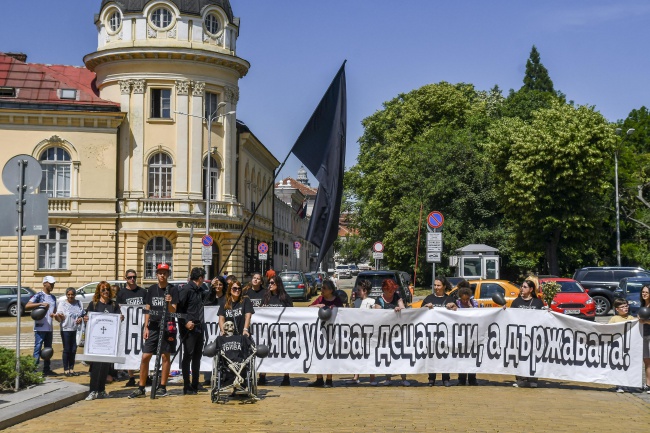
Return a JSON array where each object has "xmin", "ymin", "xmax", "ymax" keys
[
  {"xmin": 427, "ymin": 211, "xmax": 444, "ymax": 229},
  {"xmin": 426, "ymin": 232, "xmax": 442, "ymax": 252},
  {"xmin": 202, "ymin": 245, "xmax": 212, "ymax": 265},
  {"xmin": 294, "ymin": 241, "xmax": 301, "ymax": 249},
  {"xmin": 257, "ymin": 242, "xmax": 268, "ymax": 254},
  {"xmin": 2, "ymin": 155, "xmax": 42, "ymax": 193},
  {"xmin": 426, "ymin": 252, "xmax": 441, "ymax": 263},
  {"xmin": 372, "ymin": 252, "xmax": 384, "ymax": 259},
  {"xmin": 258, "ymin": 253, "xmax": 268, "ymax": 260},
  {"xmin": 373, "ymin": 242, "xmax": 384, "ymax": 253},
  {"xmin": 201, "ymin": 235, "xmax": 213, "ymax": 247}
]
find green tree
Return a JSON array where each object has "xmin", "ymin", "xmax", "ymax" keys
[
  {"xmin": 334, "ymin": 234, "xmax": 369, "ymax": 264},
  {"xmin": 522, "ymin": 45, "xmax": 554, "ymax": 93},
  {"xmin": 486, "ymin": 101, "xmax": 617, "ymax": 275}
]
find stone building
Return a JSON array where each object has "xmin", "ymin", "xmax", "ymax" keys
[{"xmin": 0, "ymin": 0, "xmax": 277, "ymax": 289}]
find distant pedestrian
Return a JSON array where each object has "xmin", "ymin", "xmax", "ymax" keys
[
  {"xmin": 25, "ymin": 276, "xmax": 59, "ymax": 376},
  {"xmin": 422, "ymin": 276, "xmax": 456, "ymax": 386},
  {"xmin": 509, "ymin": 279, "xmax": 544, "ymax": 388},
  {"xmin": 455, "ymin": 286, "xmax": 479, "ymax": 386},
  {"xmin": 55, "ymin": 287, "xmax": 84, "ymax": 377}
]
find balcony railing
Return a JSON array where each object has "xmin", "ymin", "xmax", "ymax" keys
[
  {"xmin": 121, "ymin": 198, "xmax": 243, "ymax": 218},
  {"xmin": 48, "ymin": 199, "xmax": 72, "ymax": 212}
]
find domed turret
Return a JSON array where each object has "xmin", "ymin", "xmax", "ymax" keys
[{"xmin": 297, "ymin": 166, "xmax": 310, "ymax": 186}]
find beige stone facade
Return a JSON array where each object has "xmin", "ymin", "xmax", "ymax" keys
[{"xmin": 0, "ymin": 1, "xmax": 278, "ymax": 290}]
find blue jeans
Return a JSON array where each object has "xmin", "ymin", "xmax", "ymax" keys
[
  {"xmin": 60, "ymin": 330, "xmax": 77, "ymax": 371},
  {"xmin": 34, "ymin": 331, "xmax": 53, "ymax": 372}
]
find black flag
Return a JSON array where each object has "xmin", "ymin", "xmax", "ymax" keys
[{"xmin": 291, "ymin": 62, "xmax": 347, "ymax": 265}]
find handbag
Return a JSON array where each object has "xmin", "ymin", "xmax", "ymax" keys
[{"xmin": 76, "ymin": 322, "xmax": 86, "ymax": 347}]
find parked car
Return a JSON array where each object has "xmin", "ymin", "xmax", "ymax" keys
[
  {"xmin": 413, "ymin": 279, "xmax": 521, "ymax": 309},
  {"xmin": 279, "ymin": 271, "xmax": 310, "ymax": 300},
  {"xmin": 306, "ymin": 272, "xmax": 323, "ymax": 293},
  {"xmin": 615, "ymin": 276, "xmax": 650, "ymax": 317},
  {"xmin": 351, "ymin": 270, "xmax": 412, "ymax": 306},
  {"xmin": 533, "ymin": 277, "xmax": 596, "ymax": 320},
  {"xmin": 572, "ymin": 266, "xmax": 650, "ymax": 316},
  {"xmin": 349, "ymin": 264, "xmax": 360, "ymax": 276},
  {"xmin": 304, "ymin": 273, "xmax": 318, "ymax": 297},
  {"xmin": 336, "ymin": 264, "xmax": 351, "ymax": 279},
  {"xmin": 60, "ymin": 280, "xmax": 127, "ymax": 309},
  {"xmin": 0, "ymin": 286, "xmax": 36, "ymax": 317}
]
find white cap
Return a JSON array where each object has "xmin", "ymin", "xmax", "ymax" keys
[{"xmin": 42, "ymin": 275, "xmax": 56, "ymax": 284}]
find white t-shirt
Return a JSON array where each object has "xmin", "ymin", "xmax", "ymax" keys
[
  {"xmin": 359, "ymin": 298, "xmax": 376, "ymax": 309},
  {"xmin": 28, "ymin": 291, "xmax": 57, "ymax": 332}
]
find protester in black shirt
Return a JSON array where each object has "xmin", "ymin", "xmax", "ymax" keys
[
  {"xmin": 510, "ymin": 279, "xmax": 544, "ymax": 388},
  {"xmin": 84, "ymin": 281, "xmax": 122, "ymax": 400},
  {"xmin": 206, "ymin": 276, "xmax": 226, "ymax": 307},
  {"xmin": 640, "ymin": 285, "xmax": 650, "ymax": 394},
  {"xmin": 129, "ymin": 263, "xmax": 179, "ymax": 399},
  {"xmin": 116, "ymin": 269, "xmax": 147, "ymax": 387},
  {"xmin": 308, "ymin": 280, "xmax": 341, "ymax": 388},
  {"xmin": 374, "ymin": 279, "xmax": 408, "ymax": 386},
  {"xmin": 177, "ymin": 267, "xmax": 208, "ymax": 395},
  {"xmin": 258, "ymin": 275, "xmax": 294, "ymax": 386},
  {"xmin": 422, "ymin": 276, "xmax": 457, "ymax": 387},
  {"xmin": 245, "ymin": 273, "xmax": 267, "ymax": 308},
  {"xmin": 218, "ymin": 279, "xmax": 254, "ymax": 337}
]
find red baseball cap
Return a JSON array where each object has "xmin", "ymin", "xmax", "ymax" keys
[{"xmin": 157, "ymin": 263, "xmax": 170, "ymax": 271}]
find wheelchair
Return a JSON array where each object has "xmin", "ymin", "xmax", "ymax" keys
[{"xmin": 209, "ymin": 335, "xmax": 259, "ymax": 404}]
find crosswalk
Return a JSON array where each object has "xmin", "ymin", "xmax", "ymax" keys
[{"xmin": 0, "ymin": 333, "xmax": 63, "ymax": 350}]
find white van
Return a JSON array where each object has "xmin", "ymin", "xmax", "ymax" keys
[{"xmin": 335, "ymin": 264, "xmax": 351, "ymax": 279}]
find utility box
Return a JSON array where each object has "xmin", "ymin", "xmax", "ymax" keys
[{"xmin": 450, "ymin": 244, "xmax": 500, "ymax": 280}]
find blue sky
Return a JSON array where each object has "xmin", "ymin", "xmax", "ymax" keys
[{"xmin": 2, "ymin": 0, "xmax": 649, "ymax": 184}]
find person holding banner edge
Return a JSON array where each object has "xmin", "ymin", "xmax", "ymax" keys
[
  {"xmin": 455, "ymin": 284, "xmax": 479, "ymax": 386},
  {"xmin": 509, "ymin": 279, "xmax": 544, "ymax": 388},
  {"xmin": 308, "ymin": 279, "xmax": 343, "ymax": 388},
  {"xmin": 177, "ymin": 267, "xmax": 208, "ymax": 395},
  {"xmin": 129, "ymin": 263, "xmax": 179, "ymax": 399},
  {"xmin": 116, "ymin": 269, "xmax": 146, "ymax": 387},
  {"xmin": 639, "ymin": 285, "xmax": 650, "ymax": 393},
  {"xmin": 422, "ymin": 277, "xmax": 456, "ymax": 386},
  {"xmin": 84, "ymin": 281, "xmax": 123, "ymax": 400},
  {"xmin": 373, "ymin": 279, "xmax": 409, "ymax": 386}
]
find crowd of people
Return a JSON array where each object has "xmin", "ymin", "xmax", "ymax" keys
[{"xmin": 25, "ymin": 270, "xmax": 650, "ymax": 400}]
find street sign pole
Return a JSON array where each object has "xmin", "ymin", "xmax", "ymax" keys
[{"xmin": 15, "ymin": 160, "xmax": 26, "ymax": 392}]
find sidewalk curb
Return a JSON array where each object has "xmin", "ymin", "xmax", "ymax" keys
[{"xmin": 0, "ymin": 379, "xmax": 87, "ymax": 430}]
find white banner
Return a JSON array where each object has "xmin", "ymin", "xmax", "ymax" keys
[{"xmin": 115, "ymin": 306, "xmax": 642, "ymax": 386}]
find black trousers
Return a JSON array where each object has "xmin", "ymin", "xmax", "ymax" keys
[
  {"xmin": 428, "ymin": 373, "xmax": 450, "ymax": 383},
  {"xmin": 89, "ymin": 362, "xmax": 110, "ymax": 392},
  {"xmin": 457, "ymin": 373, "xmax": 476, "ymax": 384},
  {"xmin": 181, "ymin": 331, "xmax": 205, "ymax": 389}
]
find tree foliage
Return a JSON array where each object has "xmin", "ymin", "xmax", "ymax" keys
[
  {"xmin": 486, "ymin": 101, "xmax": 616, "ymax": 275},
  {"xmin": 522, "ymin": 45, "xmax": 554, "ymax": 93}
]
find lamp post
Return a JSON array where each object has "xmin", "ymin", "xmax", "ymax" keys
[
  {"xmin": 614, "ymin": 127, "xmax": 635, "ymax": 266},
  {"xmin": 175, "ymin": 102, "xmax": 235, "ymax": 279}
]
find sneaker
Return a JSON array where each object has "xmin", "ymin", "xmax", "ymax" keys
[
  {"xmin": 641, "ymin": 384, "xmax": 650, "ymax": 393},
  {"xmin": 402, "ymin": 380, "xmax": 411, "ymax": 387},
  {"xmin": 156, "ymin": 386, "xmax": 169, "ymax": 397},
  {"xmin": 125, "ymin": 377, "xmax": 137, "ymax": 387},
  {"xmin": 616, "ymin": 387, "xmax": 625, "ymax": 393},
  {"xmin": 280, "ymin": 377, "xmax": 291, "ymax": 386},
  {"xmin": 369, "ymin": 381, "xmax": 378, "ymax": 386},
  {"xmin": 428, "ymin": 380, "xmax": 434, "ymax": 387},
  {"xmin": 257, "ymin": 376, "xmax": 267, "ymax": 385},
  {"xmin": 530, "ymin": 382, "xmax": 538, "ymax": 388},
  {"xmin": 381, "ymin": 380, "xmax": 391, "ymax": 386},
  {"xmin": 97, "ymin": 391, "xmax": 110, "ymax": 399},
  {"xmin": 443, "ymin": 380, "xmax": 451, "ymax": 387},
  {"xmin": 128, "ymin": 388, "xmax": 146, "ymax": 399},
  {"xmin": 85, "ymin": 391, "xmax": 98, "ymax": 401},
  {"xmin": 324, "ymin": 379, "xmax": 334, "ymax": 388},
  {"xmin": 512, "ymin": 383, "xmax": 519, "ymax": 388},
  {"xmin": 346, "ymin": 379, "xmax": 360, "ymax": 385},
  {"xmin": 308, "ymin": 379, "xmax": 324, "ymax": 387}
]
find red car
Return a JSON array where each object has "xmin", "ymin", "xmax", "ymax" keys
[{"xmin": 537, "ymin": 277, "xmax": 596, "ymax": 321}]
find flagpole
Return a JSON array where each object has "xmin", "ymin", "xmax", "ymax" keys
[{"xmin": 413, "ymin": 202, "xmax": 424, "ymax": 289}]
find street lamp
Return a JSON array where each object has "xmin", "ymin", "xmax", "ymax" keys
[
  {"xmin": 614, "ymin": 127, "xmax": 635, "ymax": 266},
  {"xmin": 175, "ymin": 102, "xmax": 235, "ymax": 279}
]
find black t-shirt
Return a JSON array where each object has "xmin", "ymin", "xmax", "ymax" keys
[
  {"xmin": 262, "ymin": 294, "xmax": 293, "ymax": 308},
  {"xmin": 145, "ymin": 284, "xmax": 180, "ymax": 325},
  {"xmin": 216, "ymin": 335, "xmax": 251, "ymax": 363},
  {"xmin": 246, "ymin": 287, "xmax": 268, "ymax": 308},
  {"xmin": 116, "ymin": 286, "xmax": 146, "ymax": 306},
  {"xmin": 375, "ymin": 293, "xmax": 401, "ymax": 309},
  {"xmin": 421, "ymin": 294, "xmax": 455, "ymax": 308},
  {"xmin": 87, "ymin": 299, "xmax": 121, "ymax": 314},
  {"xmin": 218, "ymin": 298, "xmax": 254, "ymax": 335},
  {"xmin": 510, "ymin": 297, "xmax": 545, "ymax": 310}
]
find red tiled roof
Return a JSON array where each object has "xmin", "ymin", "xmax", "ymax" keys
[
  {"xmin": 0, "ymin": 53, "xmax": 119, "ymax": 108},
  {"xmin": 276, "ymin": 177, "xmax": 318, "ymax": 197}
]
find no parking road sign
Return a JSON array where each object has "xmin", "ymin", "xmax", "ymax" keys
[
  {"xmin": 258, "ymin": 242, "xmax": 269, "ymax": 260},
  {"xmin": 427, "ymin": 211, "xmax": 444, "ymax": 229},
  {"xmin": 201, "ymin": 235, "xmax": 213, "ymax": 247}
]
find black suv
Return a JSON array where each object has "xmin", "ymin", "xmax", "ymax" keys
[
  {"xmin": 572, "ymin": 267, "xmax": 650, "ymax": 316},
  {"xmin": 351, "ymin": 270, "xmax": 412, "ymax": 307}
]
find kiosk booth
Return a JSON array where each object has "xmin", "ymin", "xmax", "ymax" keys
[{"xmin": 450, "ymin": 244, "xmax": 500, "ymax": 280}]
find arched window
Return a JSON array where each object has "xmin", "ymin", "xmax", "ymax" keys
[
  {"xmin": 38, "ymin": 227, "xmax": 68, "ymax": 269},
  {"xmin": 150, "ymin": 7, "xmax": 173, "ymax": 30},
  {"xmin": 40, "ymin": 147, "xmax": 71, "ymax": 197},
  {"xmin": 148, "ymin": 153, "xmax": 173, "ymax": 198},
  {"xmin": 145, "ymin": 237, "xmax": 173, "ymax": 279},
  {"xmin": 203, "ymin": 156, "xmax": 220, "ymax": 200}
]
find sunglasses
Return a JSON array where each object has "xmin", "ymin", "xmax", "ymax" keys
[
  {"xmin": 269, "ymin": 281, "xmax": 277, "ymax": 285},
  {"xmin": 126, "ymin": 276, "xmax": 136, "ymax": 280},
  {"xmin": 101, "ymin": 289, "xmax": 111, "ymax": 293},
  {"xmin": 231, "ymin": 286, "xmax": 242, "ymax": 291}
]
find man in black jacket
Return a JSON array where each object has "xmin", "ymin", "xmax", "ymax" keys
[{"xmin": 177, "ymin": 267, "xmax": 207, "ymax": 394}]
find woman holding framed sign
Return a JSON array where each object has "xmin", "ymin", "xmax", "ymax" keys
[{"xmin": 84, "ymin": 281, "xmax": 122, "ymax": 400}]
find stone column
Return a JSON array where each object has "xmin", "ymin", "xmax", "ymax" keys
[
  {"xmin": 175, "ymin": 80, "xmax": 190, "ymax": 211},
  {"xmin": 118, "ymin": 80, "xmax": 131, "ymax": 199},
  {"xmin": 130, "ymin": 79, "xmax": 146, "ymax": 200},
  {"xmin": 189, "ymin": 81, "xmax": 205, "ymax": 202},
  {"xmin": 224, "ymin": 85, "xmax": 239, "ymax": 204}
]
